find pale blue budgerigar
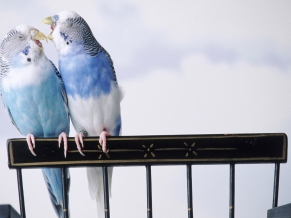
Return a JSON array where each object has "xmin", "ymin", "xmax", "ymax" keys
[
  {"xmin": 0, "ymin": 24, "xmax": 70, "ymax": 218},
  {"xmin": 42, "ymin": 11, "xmax": 122, "ymax": 217}
]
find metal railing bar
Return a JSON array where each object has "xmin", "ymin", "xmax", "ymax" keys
[
  {"xmin": 146, "ymin": 165, "xmax": 153, "ymax": 218},
  {"xmin": 8, "ymin": 134, "xmax": 288, "ymax": 169},
  {"xmin": 187, "ymin": 164, "xmax": 194, "ymax": 218},
  {"xmin": 16, "ymin": 169, "xmax": 26, "ymax": 218},
  {"xmin": 7, "ymin": 133, "xmax": 287, "ymax": 217},
  {"xmin": 272, "ymin": 163, "xmax": 280, "ymax": 208},
  {"xmin": 61, "ymin": 167, "xmax": 69, "ymax": 218},
  {"xmin": 229, "ymin": 164, "xmax": 235, "ymax": 218},
  {"xmin": 102, "ymin": 166, "xmax": 110, "ymax": 218}
]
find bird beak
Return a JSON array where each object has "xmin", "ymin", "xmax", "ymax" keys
[
  {"xmin": 41, "ymin": 16, "xmax": 54, "ymax": 41},
  {"xmin": 33, "ymin": 31, "xmax": 48, "ymax": 43},
  {"xmin": 41, "ymin": 16, "xmax": 54, "ymax": 25}
]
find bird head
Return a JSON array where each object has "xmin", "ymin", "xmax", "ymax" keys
[
  {"xmin": 0, "ymin": 25, "xmax": 47, "ymax": 76},
  {"xmin": 42, "ymin": 11, "xmax": 79, "ymax": 39},
  {"xmin": 41, "ymin": 11, "xmax": 97, "ymax": 56}
]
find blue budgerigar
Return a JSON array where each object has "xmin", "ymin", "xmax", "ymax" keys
[
  {"xmin": 0, "ymin": 25, "xmax": 70, "ymax": 218},
  {"xmin": 42, "ymin": 11, "xmax": 122, "ymax": 217}
]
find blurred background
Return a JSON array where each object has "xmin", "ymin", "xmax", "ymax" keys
[{"xmin": 0, "ymin": 1, "xmax": 290, "ymax": 217}]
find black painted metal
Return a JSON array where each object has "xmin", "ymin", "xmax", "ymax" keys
[
  {"xmin": 102, "ymin": 166, "xmax": 110, "ymax": 218},
  {"xmin": 272, "ymin": 163, "xmax": 280, "ymax": 208},
  {"xmin": 146, "ymin": 165, "xmax": 152, "ymax": 218},
  {"xmin": 6, "ymin": 134, "xmax": 288, "ymax": 217},
  {"xmin": 267, "ymin": 203, "xmax": 291, "ymax": 218},
  {"xmin": 16, "ymin": 169, "xmax": 26, "ymax": 218},
  {"xmin": 229, "ymin": 164, "xmax": 235, "ymax": 218},
  {"xmin": 7, "ymin": 133, "xmax": 287, "ymax": 168},
  {"xmin": 187, "ymin": 164, "xmax": 193, "ymax": 218},
  {"xmin": 61, "ymin": 167, "xmax": 69, "ymax": 218},
  {"xmin": 0, "ymin": 204, "xmax": 21, "ymax": 218}
]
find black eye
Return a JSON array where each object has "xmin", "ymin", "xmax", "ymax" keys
[
  {"xmin": 27, "ymin": 58, "xmax": 31, "ymax": 62},
  {"xmin": 66, "ymin": 42, "xmax": 69, "ymax": 45}
]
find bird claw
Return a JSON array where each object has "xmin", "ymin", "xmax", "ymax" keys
[
  {"xmin": 75, "ymin": 132, "xmax": 85, "ymax": 156},
  {"xmin": 99, "ymin": 131, "xmax": 110, "ymax": 153},
  {"xmin": 26, "ymin": 134, "xmax": 37, "ymax": 156},
  {"xmin": 58, "ymin": 132, "xmax": 68, "ymax": 158}
]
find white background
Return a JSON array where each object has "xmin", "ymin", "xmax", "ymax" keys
[{"xmin": 0, "ymin": 1, "xmax": 291, "ymax": 217}]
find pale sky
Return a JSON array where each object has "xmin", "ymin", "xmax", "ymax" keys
[{"xmin": 0, "ymin": 1, "xmax": 291, "ymax": 218}]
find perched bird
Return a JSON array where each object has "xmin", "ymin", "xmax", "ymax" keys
[
  {"xmin": 0, "ymin": 24, "xmax": 70, "ymax": 218},
  {"xmin": 42, "ymin": 11, "xmax": 122, "ymax": 217}
]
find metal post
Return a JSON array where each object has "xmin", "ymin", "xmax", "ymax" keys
[
  {"xmin": 272, "ymin": 163, "xmax": 280, "ymax": 208},
  {"xmin": 229, "ymin": 164, "xmax": 235, "ymax": 218},
  {"xmin": 146, "ymin": 165, "xmax": 153, "ymax": 218},
  {"xmin": 187, "ymin": 164, "xmax": 193, "ymax": 218},
  {"xmin": 16, "ymin": 169, "xmax": 26, "ymax": 218},
  {"xmin": 61, "ymin": 167, "xmax": 69, "ymax": 218},
  {"xmin": 103, "ymin": 166, "xmax": 110, "ymax": 218}
]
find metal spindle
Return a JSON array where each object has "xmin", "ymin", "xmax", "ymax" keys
[
  {"xmin": 229, "ymin": 164, "xmax": 235, "ymax": 218},
  {"xmin": 146, "ymin": 165, "xmax": 153, "ymax": 218},
  {"xmin": 61, "ymin": 167, "xmax": 69, "ymax": 218},
  {"xmin": 103, "ymin": 166, "xmax": 110, "ymax": 218},
  {"xmin": 272, "ymin": 163, "xmax": 280, "ymax": 208},
  {"xmin": 187, "ymin": 164, "xmax": 193, "ymax": 218},
  {"xmin": 17, "ymin": 169, "xmax": 26, "ymax": 218}
]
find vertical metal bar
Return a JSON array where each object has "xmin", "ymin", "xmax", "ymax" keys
[
  {"xmin": 103, "ymin": 166, "xmax": 110, "ymax": 218},
  {"xmin": 61, "ymin": 167, "xmax": 69, "ymax": 218},
  {"xmin": 146, "ymin": 165, "xmax": 153, "ymax": 218},
  {"xmin": 187, "ymin": 164, "xmax": 194, "ymax": 218},
  {"xmin": 16, "ymin": 169, "xmax": 26, "ymax": 218},
  {"xmin": 272, "ymin": 163, "xmax": 280, "ymax": 208},
  {"xmin": 229, "ymin": 164, "xmax": 235, "ymax": 218}
]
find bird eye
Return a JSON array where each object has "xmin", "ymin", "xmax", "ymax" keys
[{"xmin": 18, "ymin": 35, "xmax": 25, "ymax": 40}]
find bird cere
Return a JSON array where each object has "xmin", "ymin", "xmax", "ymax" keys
[{"xmin": 0, "ymin": 10, "xmax": 122, "ymax": 218}]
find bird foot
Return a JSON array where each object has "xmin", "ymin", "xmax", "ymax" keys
[
  {"xmin": 99, "ymin": 131, "xmax": 110, "ymax": 153},
  {"xmin": 26, "ymin": 134, "xmax": 36, "ymax": 156},
  {"xmin": 75, "ymin": 132, "xmax": 85, "ymax": 156},
  {"xmin": 58, "ymin": 132, "xmax": 68, "ymax": 158}
]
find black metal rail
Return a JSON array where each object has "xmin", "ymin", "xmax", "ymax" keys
[
  {"xmin": 146, "ymin": 165, "xmax": 153, "ymax": 218},
  {"xmin": 103, "ymin": 166, "xmax": 110, "ymax": 218},
  {"xmin": 187, "ymin": 164, "xmax": 193, "ymax": 218},
  {"xmin": 7, "ymin": 133, "xmax": 288, "ymax": 218},
  {"xmin": 229, "ymin": 164, "xmax": 235, "ymax": 218},
  {"xmin": 61, "ymin": 167, "xmax": 69, "ymax": 218}
]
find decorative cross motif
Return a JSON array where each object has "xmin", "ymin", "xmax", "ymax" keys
[
  {"xmin": 246, "ymin": 138, "xmax": 257, "ymax": 146},
  {"xmin": 142, "ymin": 144, "xmax": 155, "ymax": 158},
  {"xmin": 97, "ymin": 145, "xmax": 110, "ymax": 159},
  {"xmin": 184, "ymin": 142, "xmax": 198, "ymax": 157}
]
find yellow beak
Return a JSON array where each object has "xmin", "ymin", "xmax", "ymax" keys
[
  {"xmin": 46, "ymin": 33, "xmax": 53, "ymax": 41},
  {"xmin": 33, "ymin": 31, "xmax": 48, "ymax": 43},
  {"xmin": 41, "ymin": 16, "xmax": 54, "ymax": 25},
  {"xmin": 41, "ymin": 16, "xmax": 54, "ymax": 41}
]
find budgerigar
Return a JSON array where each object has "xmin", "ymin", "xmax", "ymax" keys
[
  {"xmin": 0, "ymin": 25, "xmax": 70, "ymax": 218},
  {"xmin": 42, "ymin": 11, "xmax": 122, "ymax": 217}
]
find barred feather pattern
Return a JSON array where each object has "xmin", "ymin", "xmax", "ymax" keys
[
  {"xmin": 0, "ymin": 29, "xmax": 29, "ymax": 130},
  {"xmin": 0, "ymin": 29, "xmax": 29, "ymax": 78},
  {"xmin": 63, "ymin": 16, "xmax": 118, "ymax": 84}
]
